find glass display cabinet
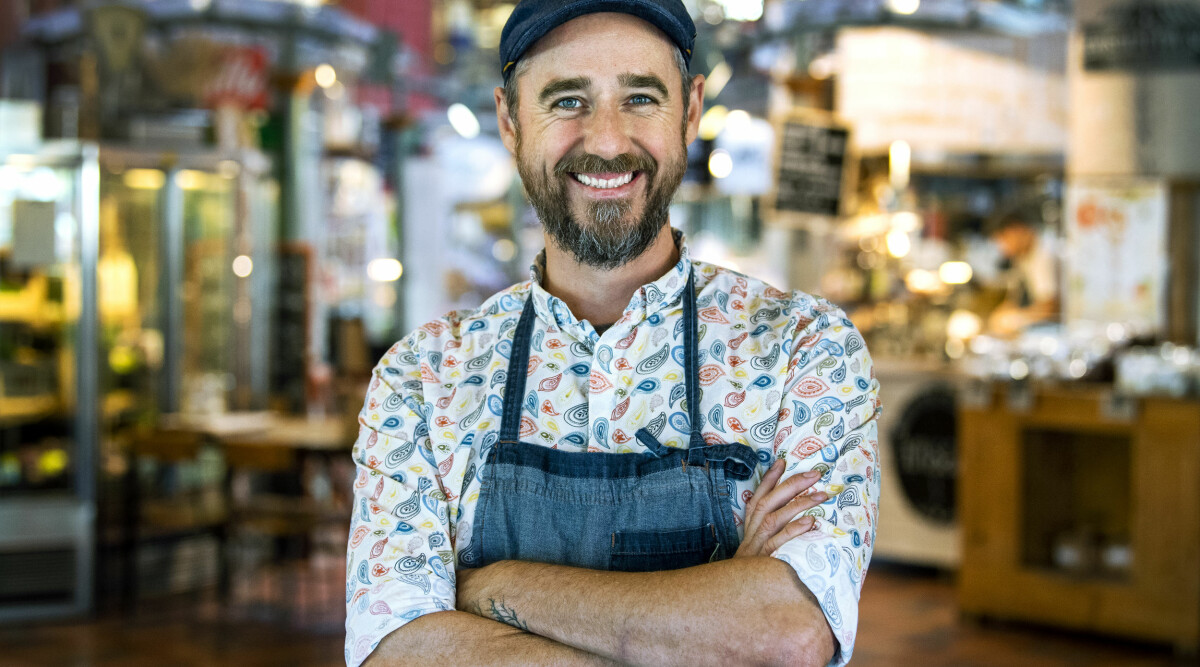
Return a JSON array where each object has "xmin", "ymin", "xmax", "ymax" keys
[
  {"xmin": 0, "ymin": 142, "xmax": 276, "ymax": 619},
  {"xmin": 0, "ymin": 143, "xmax": 99, "ymax": 621}
]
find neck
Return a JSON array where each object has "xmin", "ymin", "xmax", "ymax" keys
[{"xmin": 541, "ymin": 224, "xmax": 679, "ymax": 326}]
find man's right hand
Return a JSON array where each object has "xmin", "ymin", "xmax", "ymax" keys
[{"xmin": 734, "ymin": 459, "xmax": 826, "ymax": 558}]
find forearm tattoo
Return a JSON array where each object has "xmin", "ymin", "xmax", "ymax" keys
[{"xmin": 487, "ymin": 598, "xmax": 529, "ymax": 631}]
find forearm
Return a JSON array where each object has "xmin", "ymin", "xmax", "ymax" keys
[
  {"xmin": 457, "ymin": 557, "xmax": 835, "ymax": 666},
  {"xmin": 364, "ymin": 610, "xmax": 621, "ymax": 666}
]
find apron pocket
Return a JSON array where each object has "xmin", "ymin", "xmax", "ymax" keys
[{"xmin": 609, "ymin": 524, "xmax": 719, "ymax": 572}]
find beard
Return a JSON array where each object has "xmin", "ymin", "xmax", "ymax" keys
[{"xmin": 515, "ymin": 130, "xmax": 688, "ymax": 270}]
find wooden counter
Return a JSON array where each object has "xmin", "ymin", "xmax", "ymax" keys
[{"xmin": 958, "ymin": 383, "xmax": 1200, "ymax": 653}]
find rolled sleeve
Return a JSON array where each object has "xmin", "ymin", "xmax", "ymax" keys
[
  {"xmin": 345, "ymin": 338, "xmax": 456, "ymax": 667},
  {"xmin": 770, "ymin": 307, "xmax": 881, "ymax": 666}
]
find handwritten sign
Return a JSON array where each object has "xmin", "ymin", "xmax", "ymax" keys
[
  {"xmin": 1084, "ymin": 0, "xmax": 1200, "ymax": 71},
  {"xmin": 770, "ymin": 112, "xmax": 853, "ymax": 219}
]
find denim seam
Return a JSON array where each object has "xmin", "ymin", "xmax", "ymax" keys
[{"xmin": 483, "ymin": 484, "xmax": 714, "ymax": 506}]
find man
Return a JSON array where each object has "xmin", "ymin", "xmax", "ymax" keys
[
  {"xmin": 345, "ymin": 2, "xmax": 880, "ymax": 665},
  {"xmin": 986, "ymin": 205, "xmax": 1059, "ymax": 335}
]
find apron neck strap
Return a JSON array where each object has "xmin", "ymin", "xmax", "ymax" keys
[
  {"xmin": 680, "ymin": 267, "xmax": 706, "ymax": 449},
  {"xmin": 498, "ymin": 296, "xmax": 537, "ymax": 443}
]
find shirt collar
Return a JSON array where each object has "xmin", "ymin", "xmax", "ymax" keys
[{"xmin": 528, "ymin": 228, "xmax": 693, "ymax": 343}]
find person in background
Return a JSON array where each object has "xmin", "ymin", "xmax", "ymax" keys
[
  {"xmin": 986, "ymin": 205, "xmax": 1060, "ymax": 336},
  {"xmin": 345, "ymin": 2, "xmax": 881, "ymax": 665}
]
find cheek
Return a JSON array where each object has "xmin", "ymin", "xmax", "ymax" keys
[
  {"xmin": 644, "ymin": 136, "xmax": 686, "ymax": 167},
  {"xmin": 530, "ymin": 121, "xmax": 582, "ymax": 163},
  {"xmin": 637, "ymin": 119, "xmax": 688, "ymax": 156}
]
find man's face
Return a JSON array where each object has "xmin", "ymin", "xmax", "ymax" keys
[
  {"xmin": 992, "ymin": 224, "xmax": 1034, "ymax": 260},
  {"xmin": 495, "ymin": 13, "xmax": 703, "ymax": 270}
]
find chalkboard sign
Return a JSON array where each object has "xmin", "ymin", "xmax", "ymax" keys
[
  {"xmin": 1083, "ymin": 0, "xmax": 1200, "ymax": 71},
  {"xmin": 271, "ymin": 243, "xmax": 312, "ymax": 411},
  {"xmin": 770, "ymin": 112, "xmax": 854, "ymax": 218}
]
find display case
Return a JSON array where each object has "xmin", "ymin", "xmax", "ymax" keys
[
  {"xmin": 0, "ymin": 142, "xmax": 277, "ymax": 619},
  {"xmin": 0, "ymin": 143, "xmax": 98, "ymax": 621}
]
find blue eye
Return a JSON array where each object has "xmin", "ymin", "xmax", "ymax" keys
[
  {"xmin": 554, "ymin": 98, "xmax": 582, "ymax": 110},
  {"xmin": 630, "ymin": 95, "xmax": 655, "ymax": 105}
]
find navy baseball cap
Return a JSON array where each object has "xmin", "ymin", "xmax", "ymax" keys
[{"xmin": 500, "ymin": 0, "xmax": 696, "ymax": 80}]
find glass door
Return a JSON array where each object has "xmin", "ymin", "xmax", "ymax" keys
[
  {"xmin": 177, "ymin": 168, "xmax": 236, "ymax": 414},
  {"xmin": 0, "ymin": 143, "xmax": 98, "ymax": 621}
]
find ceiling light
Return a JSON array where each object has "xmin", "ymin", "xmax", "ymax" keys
[
  {"xmin": 708, "ymin": 149, "xmax": 733, "ymax": 179},
  {"xmin": 315, "ymin": 64, "xmax": 337, "ymax": 89}
]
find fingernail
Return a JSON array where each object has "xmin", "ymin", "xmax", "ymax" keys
[
  {"xmin": 803, "ymin": 470, "xmax": 820, "ymax": 479},
  {"xmin": 772, "ymin": 459, "xmax": 784, "ymax": 470},
  {"xmin": 811, "ymin": 491, "xmax": 828, "ymax": 502}
]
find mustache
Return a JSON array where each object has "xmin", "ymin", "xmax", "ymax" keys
[{"xmin": 553, "ymin": 150, "xmax": 657, "ymax": 178}]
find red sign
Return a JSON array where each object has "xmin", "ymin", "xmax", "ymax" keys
[{"xmin": 203, "ymin": 47, "xmax": 268, "ymax": 110}]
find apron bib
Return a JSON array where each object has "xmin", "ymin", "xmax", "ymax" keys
[{"xmin": 460, "ymin": 269, "xmax": 757, "ymax": 572}]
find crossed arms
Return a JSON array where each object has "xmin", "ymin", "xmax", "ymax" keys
[{"xmin": 365, "ymin": 462, "xmax": 838, "ymax": 667}]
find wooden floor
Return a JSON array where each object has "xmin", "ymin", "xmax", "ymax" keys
[
  {"xmin": 854, "ymin": 564, "xmax": 1187, "ymax": 667},
  {"xmin": 0, "ymin": 561, "xmax": 1189, "ymax": 666}
]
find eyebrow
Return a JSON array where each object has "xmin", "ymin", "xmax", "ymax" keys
[
  {"xmin": 536, "ymin": 73, "xmax": 672, "ymax": 105},
  {"xmin": 538, "ymin": 76, "xmax": 591, "ymax": 104},
  {"xmin": 618, "ymin": 73, "xmax": 670, "ymax": 99}
]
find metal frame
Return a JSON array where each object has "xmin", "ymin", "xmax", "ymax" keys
[{"xmin": 0, "ymin": 141, "xmax": 98, "ymax": 622}]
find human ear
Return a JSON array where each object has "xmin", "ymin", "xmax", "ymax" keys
[
  {"xmin": 495, "ymin": 86, "xmax": 518, "ymax": 155},
  {"xmin": 684, "ymin": 74, "xmax": 705, "ymax": 146}
]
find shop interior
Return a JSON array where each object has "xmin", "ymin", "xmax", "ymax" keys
[{"xmin": 1, "ymin": 0, "xmax": 1198, "ymax": 664}]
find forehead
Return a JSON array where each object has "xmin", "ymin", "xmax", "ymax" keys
[{"xmin": 517, "ymin": 12, "xmax": 681, "ymax": 88}]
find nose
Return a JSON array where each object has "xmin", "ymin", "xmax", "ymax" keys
[{"xmin": 581, "ymin": 105, "xmax": 634, "ymax": 160}]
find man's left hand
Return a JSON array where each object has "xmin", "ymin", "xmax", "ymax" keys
[{"xmin": 735, "ymin": 458, "xmax": 825, "ymax": 559}]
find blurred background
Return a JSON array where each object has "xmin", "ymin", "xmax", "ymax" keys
[{"xmin": 1, "ymin": 0, "xmax": 1198, "ymax": 664}]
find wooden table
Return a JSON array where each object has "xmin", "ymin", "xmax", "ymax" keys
[{"xmin": 158, "ymin": 411, "xmax": 355, "ymax": 451}]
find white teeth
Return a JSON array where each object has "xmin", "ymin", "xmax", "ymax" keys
[{"xmin": 575, "ymin": 172, "xmax": 634, "ymax": 189}]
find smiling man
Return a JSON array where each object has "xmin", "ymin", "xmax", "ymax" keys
[{"xmin": 346, "ymin": 2, "xmax": 881, "ymax": 666}]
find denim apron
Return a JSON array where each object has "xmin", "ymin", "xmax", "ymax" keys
[{"xmin": 460, "ymin": 269, "xmax": 759, "ymax": 572}]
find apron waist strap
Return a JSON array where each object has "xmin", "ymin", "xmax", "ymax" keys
[
  {"xmin": 636, "ymin": 428, "xmax": 757, "ymax": 481},
  {"xmin": 686, "ymin": 443, "xmax": 757, "ymax": 481}
]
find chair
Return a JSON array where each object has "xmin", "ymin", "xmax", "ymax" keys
[
  {"xmin": 121, "ymin": 427, "xmax": 230, "ymax": 613},
  {"xmin": 221, "ymin": 438, "xmax": 342, "ymax": 625}
]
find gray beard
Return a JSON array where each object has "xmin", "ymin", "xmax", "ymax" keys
[{"xmin": 515, "ymin": 137, "xmax": 686, "ymax": 270}]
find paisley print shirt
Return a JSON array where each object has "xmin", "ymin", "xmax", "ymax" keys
[{"xmin": 345, "ymin": 232, "xmax": 881, "ymax": 667}]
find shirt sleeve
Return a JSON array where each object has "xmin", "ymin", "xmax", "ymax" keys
[
  {"xmin": 770, "ymin": 303, "xmax": 882, "ymax": 666},
  {"xmin": 345, "ymin": 335, "xmax": 456, "ymax": 667}
]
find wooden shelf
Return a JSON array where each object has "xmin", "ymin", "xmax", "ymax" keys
[
  {"xmin": 958, "ymin": 384, "xmax": 1200, "ymax": 653},
  {"xmin": 0, "ymin": 395, "xmax": 60, "ymax": 425}
]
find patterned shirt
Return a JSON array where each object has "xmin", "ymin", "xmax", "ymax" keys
[{"xmin": 345, "ymin": 231, "xmax": 881, "ymax": 666}]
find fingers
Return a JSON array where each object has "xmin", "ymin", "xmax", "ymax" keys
[
  {"xmin": 763, "ymin": 515, "xmax": 817, "ymax": 554},
  {"xmin": 745, "ymin": 458, "xmax": 785, "ymax": 518},
  {"xmin": 757, "ymin": 488, "xmax": 826, "ymax": 542},
  {"xmin": 756, "ymin": 468, "xmax": 821, "ymax": 518},
  {"xmin": 745, "ymin": 461, "xmax": 821, "ymax": 537},
  {"xmin": 737, "ymin": 461, "xmax": 830, "ymax": 559}
]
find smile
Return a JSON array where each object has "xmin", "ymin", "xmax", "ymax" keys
[{"xmin": 571, "ymin": 172, "xmax": 637, "ymax": 189}]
